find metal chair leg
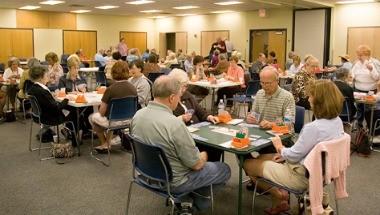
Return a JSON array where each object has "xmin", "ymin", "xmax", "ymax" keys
[
  {"xmin": 251, "ymin": 179, "xmax": 259, "ymax": 215},
  {"xmin": 210, "ymin": 185, "xmax": 214, "ymax": 215},
  {"xmin": 125, "ymin": 181, "xmax": 134, "ymax": 215}
]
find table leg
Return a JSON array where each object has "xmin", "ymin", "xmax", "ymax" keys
[
  {"xmin": 211, "ymin": 88, "xmax": 216, "ymax": 114},
  {"xmin": 76, "ymin": 108, "xmax": 81, "ymax": 156},
  {"xmin": 369, "ymin": 105, "xmax": 374, "ymax": 147},
  {"xmin": 237, "ymin": 155, "xmax": 244, "ymax": 215}
]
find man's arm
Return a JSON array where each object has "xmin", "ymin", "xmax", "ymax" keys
[{"xmin": 191, "ymin": 151, "xmax": 208, "ymax": 171}]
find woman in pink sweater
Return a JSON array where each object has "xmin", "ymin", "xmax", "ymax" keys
[{"xmin": 244, "ymin": 79, "xmax": 345, "ymax": 215}]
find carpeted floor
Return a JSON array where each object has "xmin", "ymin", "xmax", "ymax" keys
[{"xmin": 0, "ymin": 119, "xmax": 379, "ymax": 215}]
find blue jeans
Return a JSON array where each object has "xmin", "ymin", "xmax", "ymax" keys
[{"xmin": 171, "ymin": 162, "xmax": 231, "ymax": 211}]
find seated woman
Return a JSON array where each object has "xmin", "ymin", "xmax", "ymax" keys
[
  {"xmin": 244, "ymin": 79, "xmax": 344, "ymax": 215},
  {"xmin": 143, "ymin": 54, "xmax": 161, "ymax": 76},
  {"xmin": 128, "ymin": 59, "xmax": 151, "ymax": 108},
  {"xmin": 18, "ymin": 58, "xmax": 40, "ymax": 112},
  {"xmin": 208, "ymin": 54, "xmax": 229, "ymax": 79},
  {"xmin": 168, "ymin": 68, "xmax": 223, "ymax": 161},
  {"xmin": 89, "ymin": 61, "xmax": 137, "ymax": 152},
  {"xmin": 58, "ymin": 57, "xmax": 87, "ymax": 93},
  {"xmin": 45, "ymin": 52, "xmax": 63, "ymax": 91},
  {"xmin": 187, "ymin": 55, "xmax": 209, "ymax": 100},
  {"xmin": 287, "ymin": 55, "xmax": 303, "ymax": 75},
  {"xmin": 216, "ymin": 55, "xmax": 245, "ymax": 106},
  {"xmin": 334, "ymin": 67, "xmax": 356, "ymax": 122},
  {"xmin": 2, "ymin": 57, "xmax": 24, "ymax": 111}
]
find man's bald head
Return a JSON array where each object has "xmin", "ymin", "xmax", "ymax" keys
[
  {"xmin": 260, "ymin": 66, "xmax": 279, "ymax": 82},
  {"xmin": 152, "ymin": 75, "xmax": 181, "ymax": 99},
  {"xmin": 260, "ymin": 66, "xmax": 279, "ymax": 96}
]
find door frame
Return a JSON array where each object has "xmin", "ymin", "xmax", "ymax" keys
[{"xmin": 248, "ymin": 28, "xmax": 287, "ymax": 65}]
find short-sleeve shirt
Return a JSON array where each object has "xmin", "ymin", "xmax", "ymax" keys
[
  {"xmin": 131, "ymin": 101, "xmax": 200, "ymax": 187},
  {"xmin": 101, "ymin": 80, "xmax": 137, "ymax": 117},
  {"xmin": 252, "ymin": 87, "xmax": 295, "ymax": 122}
]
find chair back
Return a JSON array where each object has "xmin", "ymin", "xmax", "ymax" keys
[
  {"xmin": 61, "ymin": 54, "xmax": 69, "ymax": 64},
  {"xmin": 0, "ymin": 63, "xmax": 4, "ymax": 72},
  {"xmin": 147, "ymin": 72, "xmax": 164, "ymax": 83},
  {"xmin": 29, "ymin": 96, "xmax": 42, "ymax": 124},
  {"xmin": 245, "ymin": 80, "xmax": 260, "ymax": 97},
  {"xmin": 295, "ymin": 106, "xmax": 305, "ymax": 133},
  {"xmin": 95, "ymin": 71, "xmax": 107, "ymax": 86},
  {"xmin": 130, "ymin": 136, "xmax": 173, "ymax": 183},
  {"xmin": 108, "ymin": 96, "xmax": 138, "ymax": 122},
  {"xmin": 251, "ymin": 72, "xmax": 260, "ymax": 81},
  {"xmin": 339, "ymin": 98, "xmax": 350, "ymax": 123},
  {"xmin": 94, "ymin": 61, "xmax": 102, "ymax": 67},
  {"xmin": 169, "ymin": 64, "xmax": 181, "ymax": 70}
]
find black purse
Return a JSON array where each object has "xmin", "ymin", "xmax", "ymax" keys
[{"xmin": 4, "ymin": 110, "xmax": 16, "ymax": 122}]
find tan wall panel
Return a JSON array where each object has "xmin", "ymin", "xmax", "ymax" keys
[
  {"xmin": 120, "ymin": 32, "xmax": 147, "ymax": 54},
  {"xmin": 268, "ymin": 31, "xmax": 286, "ymax": 70},
  {"xmin": 175, "ymin": 32, "xmax": 187, "ymax": 53},
  {"xmin": 11, "ymin": 29, "xmax": 34, "ymax": 60},
  {"xmin": 16, "ymin": 10, "xmax": 48, "ymax": 28},
  {"xmin": 159, "ymin": 33, "xmax": 166, "ymax": 58},
  {"xmin": 200, "ymin": 31, "xmax": 229, "ymax": 57},
  {"xmin": 63, "ymin": 30, "xmax": 97, "ymax": 58},
  {"xmin": 251, "ymin": 31, "xmax": 265, "ymax": 62},
  {"xmin": 347, "ymin": 27, "xmax": 380, "ymax": 60},
  {"xmin": 0, "ymin": 29, "xmax": 12, "ymax": 65},
  {"xmin": 48, "ymin": 13, "xmax": 76, "ymax": 30}
]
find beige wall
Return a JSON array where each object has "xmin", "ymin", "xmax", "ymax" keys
[
  {"xmin": 33, "ymin": 29, "xmax": 63, "ymax": 61},
  {"xmin": 332, "ymin": 2, "xmax": 380, "ymax": 64},
  {"xmin": 77, "ymin": 14, "xmax": 155, "ymax": 53},
  {"xmin": 0, "ymin": 9, "xmax": 16, "ymax": 28}
]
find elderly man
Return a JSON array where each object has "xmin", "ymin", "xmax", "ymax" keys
[
  {"xmin": 250, "ymin": 53, "xmax": 267, "ymax": 78},
  {"xmin": 247, "ymin": 66, "xmax": 295, "ymax": 129},
  {"xmin": 131, "ymin": 75, "xmax": 231, "ymax": 213}
]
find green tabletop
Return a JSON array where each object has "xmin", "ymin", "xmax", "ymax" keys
[{"xmin": 191, "ymin": 123, "xmax": 290, "ymax": 155}]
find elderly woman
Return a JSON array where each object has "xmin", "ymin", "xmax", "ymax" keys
[
  {"xmin": 287, "ymin": 55, "xmax": 303, "ymax": 75},
  {"xmin": 58, "ymin": 57, "xmax": 87, "ymax": 93},
  {"xmin": 209, "ymin": 53, "xmax": 229, "ymax": 78},
  {"xmin": 216, "ymin": 55, "xmax": 246, "ymax": 105},
  {"xmin": 45, "ymin": 52, "xmax": 63, "ymax": 91},
  {"xmin": 143, "ymin": 54, "xmax": 161, "ymax": 76},
  {"xmin": 187, "ymin": 55, "xmax": 209, "ymax": 100},
  {"xmin": 351, "ymin": 45, "xmax": 379, "ymax": 125},
  {"xmin": 169, "ymin": 68, "xmax": 222, "ymax": 161},
  {"xmin": 162, "ymin": 52, "xmax": 178, "ymax": 68},
  {"xmin": 128, "ymin": 59, "xmax": 151, "ymax": 108},
  {"xmin": 244, "ymin": 79, "xmax": 344, "ymax": 215},
  {"xmin": 18, "ymin": 58, "xmax": 40, "ymax": 100},
  {"xmin": 334, "ymin": 67, "xmax": 356, "ymax": 122},
  {"xmin": 126, "ymin": 48, "xmax": 140, "ymax": 63},
  {"xmin": 2, "ymin": 57, "xmax": 24, "ymax": 110},
  {"xmin": 89, "ymin": 61, "xmax": 137, "ymax": 152},
  {"xmin": 291, "ymin": 55, "xmax": 318, "ymax": 110}
]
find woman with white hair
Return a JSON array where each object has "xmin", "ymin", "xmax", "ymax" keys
[{"xmin": 169, "ymin": 68, "xmax": 222, "ymax": 161}]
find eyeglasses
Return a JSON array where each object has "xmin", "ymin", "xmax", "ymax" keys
[{"xmin": 260, "ymin": 81, "xmax": 275, "ymax": 85}]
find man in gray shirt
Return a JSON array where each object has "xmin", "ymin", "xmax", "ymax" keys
[{"xmin": 131, "ymin": 75, "xmax": 230, "ymax": 212}]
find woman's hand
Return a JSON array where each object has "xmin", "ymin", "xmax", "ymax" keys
[
  {"xmin": 271, "ymin": 135, "xmax": 284, "ymax": 153},
  {"xmin": 207, "ymin": 115, "xmax": 219, "ymax": 124},
  {"xmin": 366, "ymin": 63, "xmax": 373, "ymax": 71},
  {"xmin": 272, "ymin": 153, "xmax": 285, "ymax": 163}
]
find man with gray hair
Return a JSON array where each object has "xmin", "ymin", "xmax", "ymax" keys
[
  {"xmin": 131, "ymin": 75, "xmax": 231, "ymax": 213},
  {"xmin": 247, "ymin": 66, "xmax": 295, "ymax": 129},
  {"xmin": 334, "ymin": 67, "xmax": 356, "ymax": 122}
]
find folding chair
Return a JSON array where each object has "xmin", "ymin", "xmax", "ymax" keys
[
  {"xmin": 147, "ymin": 72, "xmax": 165, "ymax": 83},
  {"xmin": 95, "ymin": 71, "xmax": 107, "ymax": 86},
  {"xmin": 295, "ymin": 106, "xmax": 305, "ymax": 134},
  {"xmin": 28, "ymin": 96, "xmax": 78, "ymax": 161},
  {"xmin": 251, "ymin": 134, "xmax": 351, "ymax": 215},
  {"xmin": 90, "ymin": 96, "xmax": 138, "ymax": 166},
  {"xmin": 126, "ymin": 136, "xmax": 213, "ymax": 215},
  {"xmin": 339, "ymin": 99, "xmax": 351, "ymax": 123},
  {"xmin": 228, "ymin": 80, "xmax": 260, "ymax": 117}
]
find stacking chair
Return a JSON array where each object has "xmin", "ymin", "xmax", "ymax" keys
[
  {"xmin": 95, "ymin": 71, "xmax": 107, "ymax": 86},
  {"xmin": 126, "ymin": 136, "xmax": 213, "ymax": 215},
  {"xmin": 251, "ymin": 134, "xmax": 351, "ymax": 215},
  {"xmin": 147, "ymin": 72, "xmax": 165, "ymax": 83},
  {"xmin": 28, "ymin": 96, "xmax": 78, "ymax": 161},
  {"xmin": 339, "ymin": 99, "xmax": 351, "ymax": 123},
  {"xmin": 295, "ymin": 106, "xmax": 305, "ymax": 134},
  {"xmin": 169, "ymin": 64, "xmax": 182, "ymax": 70},
  {"xmin": 90, "ymin": 96, "xmax": 138, "ymax": 166},
  {"xmin": 228, "ymin": 80, "xmax": 260, "ymax": 117}
]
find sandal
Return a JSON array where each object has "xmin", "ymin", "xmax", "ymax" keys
[{"xmin": 264, "ymin": 201, "xmax": 290, "ymax": 215}]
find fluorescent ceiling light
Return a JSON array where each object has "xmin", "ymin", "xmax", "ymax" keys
[
  {"xmin": 140, "ymin": 9, "xmax": 162, "ymax": 13},
  {"xmin": 214, "ymin": 1, "xmax": 243, "ymax": 6},
  {"xmin": 95, "ymin": 5, "xmax": 120, "ymax": 9},
  {"xmin": 148, "ymin": 15, "xmax": 167, "ymax": 19},
  {"xmin": 173, "ymin": 5, "xmax": 200, "ymax": 10},
  {"xmin": 252, "ymin": 0, "xmax": 281, "ymax": 6},
  {"xmin": 177, "ymin": 14, "xmax": 197, "ymax": 16},
  {"xmin": 126, "ymin": 0, "xmax": 155, "ymax": 5},
  {"xmin": 71, "ymin": 10, "xmax": 91, "ymax": 13},
  {"xmin": 39, "ymin": 0, "xmax": 65, "ymax": 5},
  {"xmin": 19, "ymin": 5, "xmax": 41, "ymax": 10},
  {"xmin": 336, "ymin": 0, "xmax": 375, "ymax": 4},
  {"xmin": 211, "ymin": 10, "xmax": 235, "ymax": 14}
]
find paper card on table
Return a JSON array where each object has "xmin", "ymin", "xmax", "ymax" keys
[
  {"xmin": 191, "ymin": 134, "xmax": 208, "ymax": 142},
  {"xmin": 251, "ymin": 139, "xmax": 271, "ymax": 147},
  {"xmin": 239, "ymin": 123, "xmax": 259, "ymax": 128},
  {"xmin": 250, "ymin": 134, "xmax": 261, "ymax": 138},
  {"xmin": 227, "ymin": 119, "xmax": 244, "ymax": 125},
  {"xmin": 219, "ymin": 141, "xmax": 232, "ymax": 148},
  {"xmin": 187, "ymin": 126, "xmax": 199, "ymax": 133},
  {"xmin": 191, "ymin": 122, "xmax": 211, "ymax": 128},
  {"xmin": 211, "ymin": 127, "xmax": 238, "ymax": 137}
]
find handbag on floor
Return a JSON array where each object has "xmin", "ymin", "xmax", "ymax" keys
[
  {"xmin": 51, "ymin": 141, "xmax": 74, "ymax": 159},
  {"xmin": 351, "ymin": 127, "xmax": 371, "ymax": 157},
  {"xmin": 4, "ymin": 110, "xmax": 16, "ymax": 122}
]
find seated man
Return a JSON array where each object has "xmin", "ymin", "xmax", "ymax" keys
[
  {"xmin": 247, "ymin": 66, "xmax": 295, "ymax": 130},
  {"xmin": 131, "ymin": 75, "xmax": 231, "ymax": 212}
]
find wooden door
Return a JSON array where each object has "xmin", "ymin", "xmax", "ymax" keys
[
  {"xmin": 120, "ymin": 32, "xmax": 147, "ymax": 54},
  {"xmin": 63, "ymin": 30, "xmax": 97, "ymax": 59},
  {"xmin": 11, "ymin": 29, "xmax": 34, "ymax": 60},
  {"xmin": 201, "ymin": 31, "xmax": 229, "ymax": 57},
  {"xmin": 175, "ymin": 32, "xmax": 187, "ymax": 53},
  {"xmin": 268, "ymin": 30, "xmax": 286, "ymax": 70},
  {"xmin": 250, "ymin": 31, "xmax": 265, "ymax": 63},
  {"xmin": 0, "ymin": 29, "xmax": 13, "ymax": 66},
  {"xmin": 159, "ymin": 33, "xmax": 167, "ymax": 59},
  {"xmin": 347, "ymin": 27, "xmax": 380, "ymax": 60}
]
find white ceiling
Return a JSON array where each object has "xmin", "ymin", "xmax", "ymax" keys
[{"xmin": 0, "ymin": 0, "xmax": 360, "ymax": 17}]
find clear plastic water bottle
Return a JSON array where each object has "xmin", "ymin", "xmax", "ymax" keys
[
  {"xmin": 284, "ymin": 108, "xmax": 294, "ymax": 134},
  {"xmin": 218, "ymin": 99, "xmax": 225, "ymax": 115}
]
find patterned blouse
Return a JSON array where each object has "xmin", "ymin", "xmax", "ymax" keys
[{"xmin": 291, "ymin": 67, "xmax": 315, "ymax": 103}]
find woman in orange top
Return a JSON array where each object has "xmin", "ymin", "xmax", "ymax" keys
[{"xmin": 216, "ymin": 55, "xmax": 246, "ymax": 105}]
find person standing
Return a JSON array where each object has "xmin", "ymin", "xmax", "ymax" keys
[{"xmin": 117, "ymin": 37, "xmax": 128, "ymax": 61}]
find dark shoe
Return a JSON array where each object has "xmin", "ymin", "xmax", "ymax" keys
[
  {"xmin": 175, "ymin": 202, "xmax": 193, "ymax": 215},
  {"xmin": 95, "ymin": 147, "xmax": 108, "ymax": 154}
]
